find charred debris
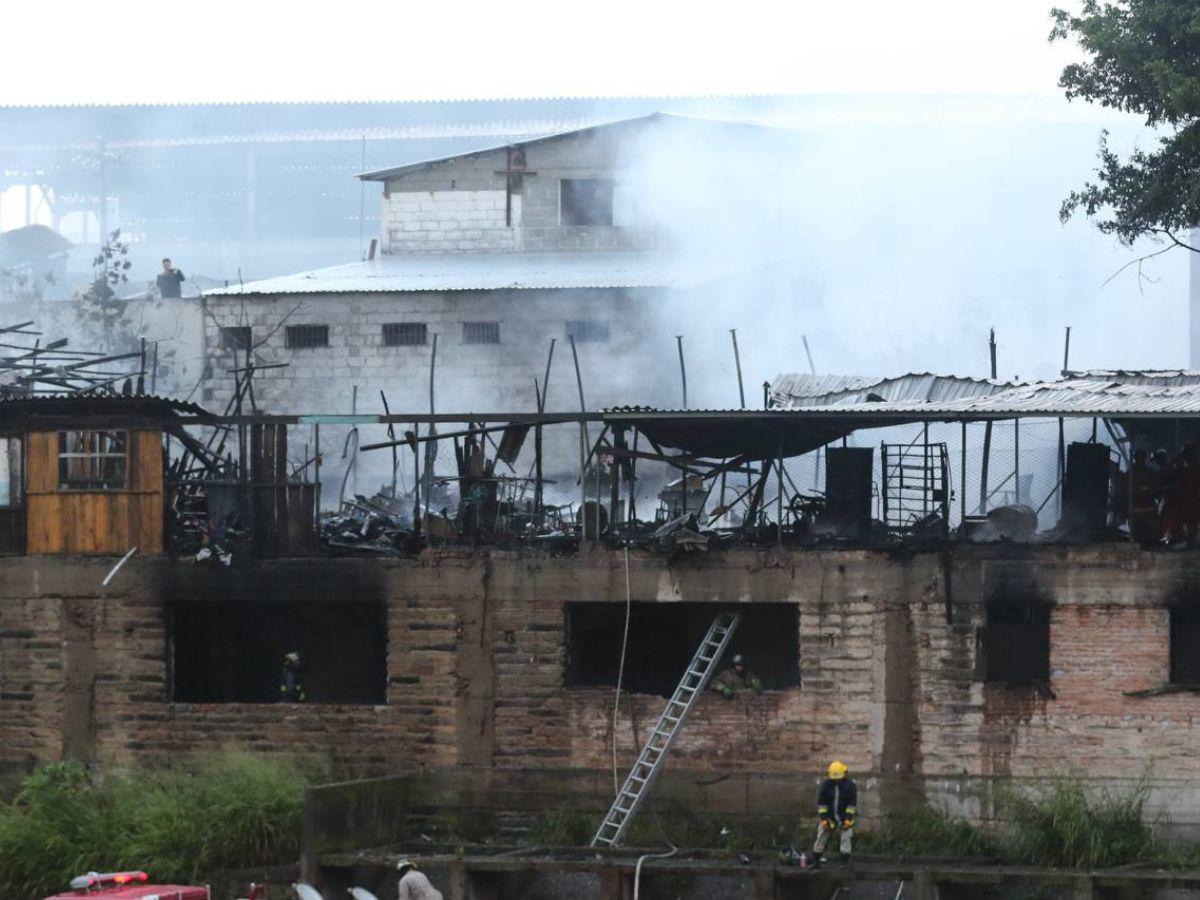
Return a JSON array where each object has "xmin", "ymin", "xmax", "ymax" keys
[{"xmin": 1, "ymin": 318, "xmax": 1186, "ymax": 560}]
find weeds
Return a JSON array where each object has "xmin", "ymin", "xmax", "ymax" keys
[
  {"xmin": 0, "ymin": 752, "xmax": 311, "ymax": 898},
  {"xmin": 1001, "ymin": 780, "xmax": 1159, "ymax": 869},
  {"xmin": 871, "ymin": 804, "xmax": 995, "ymax": 859}
]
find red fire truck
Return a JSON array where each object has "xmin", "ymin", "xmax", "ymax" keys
[{"xmin": 43, "ymin": 871, "xmax": 213, "ymax": 900}]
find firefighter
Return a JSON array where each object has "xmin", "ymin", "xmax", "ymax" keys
[
  {"xmin": 711, "ymin": 653, "xmax": 763, "ymax": 699},
  {"xmin": 395, "ymin": 859, "xmax": 444, "ymax": 900},
  {"xmin": 813, "ymin": 760, "xmax": 857, "ymax": 866},
  {"xmin": 279, "ymin": 651, "xmax": 306, "ymax": 702}
]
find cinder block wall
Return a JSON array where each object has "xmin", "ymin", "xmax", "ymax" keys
[
  {"xmin": 201, "ymin": 286, "xmax": 691, "ymax": 496},
  {"xmin": 3, "ymin": 546, "xmax": 1200, "ymax": 834},
  {"xmin": 379, "ymin": 126, "xmax": 660, "ymax": 254}
]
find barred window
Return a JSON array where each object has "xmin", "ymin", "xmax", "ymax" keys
[
  {"xmin": 285, "ymin": 325, "xmax": 330, "ymax": 349},
  {"xmin": 58, "ymin": 430, "xmax": 128, "ymax": 491},
  {"xmin": 463, "ymin": 321, "xmax": 500, "ymax": 345},
  {"xmin": 382, "ymin": 322, "xmax": 428, "ymax": 347},
  {"xmin": 220, "ymin": 326, "xmax": 252, "ymax": 351},
  {"xmin": 567, "ymin": 320, "xmax": 610, "ymax": 343}
]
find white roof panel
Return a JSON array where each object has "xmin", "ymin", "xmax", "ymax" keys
[{"xmin": 203, "ymin": 252, "xmax": 733, "ymax": 296}]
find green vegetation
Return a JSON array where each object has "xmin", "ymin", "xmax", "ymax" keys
[
  {"xmin": 865, "ymin": 804, "xmax": 995, "ymax": 859},
  {"xmin": 1002, "ymin": 780, "xmax": 1159, "ymax": 869},
  {"xmin": 0, "ymin": 752, "xmax": 312, "ymax": 899},
  {"xmin": 1050, "ymin": 1, "xmax": 1200, "ymax": 252}
]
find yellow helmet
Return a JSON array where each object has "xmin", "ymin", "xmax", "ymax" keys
[{"xmin": 828, "ymin": 760, "xmax": 848, "ymax": 780}]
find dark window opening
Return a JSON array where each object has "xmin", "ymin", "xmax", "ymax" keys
[
  {"xmin": 984, "ymin": 602, "xmax": 1050, "ymax": 683},
  {"xmin": 565, "ymin": 602, "xmax": 799, "ymax": 697},
  {"xmin": 171, "ymin": 600, "xmax": 387, "ymax": 704},
  {"xmin": 383, "ymin": 322, "xmax": 428, "ymax": 346},
  {"xmin": 567, "ymin": 320, "xmax": 610, "ymax": 343},
  {"xmin": 463, "ymin": 321, "xmax": 500, "ymax": 345},
  {"xmin": 57, "ymin": 430, "xmax": 128, "ymax": 491},
  {"xmin": 560, "ymin": 178, "xmax": 615, "ymax": 226},
  {"xmin": 220, "ymin": 326, "xmax": 252, "ymax": 351},
  {"xmin": 285, "ymin": 324, "xmax": 330, "ymax": 349},
  {"xmin": 1170, "ymin": 606, "xmax": 1200, "ymax": 685}
]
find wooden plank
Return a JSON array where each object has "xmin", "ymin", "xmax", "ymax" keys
[
  {"xmin": 25, "ymin": 431, "xmax": 54, "ymax": 493},
  {"xmin": 25, "ymin": 428, "xmax": 166, "ymax": 555}
]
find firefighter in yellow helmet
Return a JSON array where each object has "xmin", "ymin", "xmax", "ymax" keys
[{"xmin": 814, "ymin": 760, "xmax": 856, "ymax": 866}]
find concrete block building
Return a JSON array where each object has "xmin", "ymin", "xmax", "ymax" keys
[{"xmin": 200, "ymin": 114, "xmax": 793, "ymax": 490}]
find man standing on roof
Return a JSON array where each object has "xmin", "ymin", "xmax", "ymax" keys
[
  {"xmin": 157, "ymin": 258, "xmax": 185, "ymax": 298},
  {"xmin": 711, "ymin": 653, "xmax": 763, "ymax": 699},
  {"xmin": 813, "ymin": 760, "xmax": 856, "ymax": 867},
  {"xmin": 395, "ymin": 859, "xmax": 443, "ymax": 900}
]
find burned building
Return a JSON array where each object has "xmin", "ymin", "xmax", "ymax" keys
[
  {"xmin": 3, "ymin": 366, "xmax": 1200, "ymax": 863},
  {"xmin": 198, "ymin": 115, "xmax": 796, "ymax": 492}
]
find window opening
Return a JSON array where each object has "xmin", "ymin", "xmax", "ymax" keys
[
  {"xmin": 220, "ymin": 326, "xmax": 252, "ymax": 351},
  {"xmin": 566, "ymin": 320, "xmax": 610, "ymax": 343},
  {"xmin": 463, "ymin": 321, "xmax": 500, "ymax": 345},
  {"xmin": 285, "ymin": 325, "xmax": 330, "ymax": 349},
  {"xmin": 383, "ymin": 322, "xmax": 428, "ymax": 346},
  {"xmin": 57, "ymin": 430, "xmax": 128, "ymax": 491},
  {"xmin": 171, "ymin": 600, "xmax": 387, "ymax": 704},
  {"xmin": 560, "ymin": 179, "xmax": 616, "ymax": 226},
  {"xmin": 565, "ymin": 602, "xmax": 799, "ymax": 696}
]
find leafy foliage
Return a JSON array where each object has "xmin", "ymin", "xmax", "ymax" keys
[
  {"xmin": 82, "ymin": 229, "xmax": 133, "ymax": 303},
  {"xmin": 0, "ymin": 753, "xmax": 311, "ymax": 898},
  {"xmin": 1050, "ymin": 0, "xmax": 1200, "ymax": 246}
]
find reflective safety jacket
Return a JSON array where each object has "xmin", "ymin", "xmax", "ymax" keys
[{"xmin": 816, "ymin": 777, "xmax": 858, "ymax": 822}]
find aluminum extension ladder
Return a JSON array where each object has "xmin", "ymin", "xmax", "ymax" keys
[{"xmin": 591, "ymin": 611, "xmax": 741, "ymax": 848}]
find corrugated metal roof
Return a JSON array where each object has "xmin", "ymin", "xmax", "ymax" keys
[
  {"xmin": 770, "ymin": 372, "xmax": 1017, "ymax": 408},
  {"xmin": 357, "ymin": 112, "xmax": 777, "ymax": 181},
  {"xmin": 775, "ymin": 377, "xmax": 1200, "ymax": 419},
  {"xmin": 1064, "ymin": 370, "xmax": 1200, "ymax": 387},
  {"xmin": 203, "ymin": 252, "xmax": 735, "ymax": 296}
]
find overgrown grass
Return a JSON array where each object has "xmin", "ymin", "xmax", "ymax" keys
[
  {"xmin": 869, "ymin": 804, "xmax": 996, "ymax": 859},
  {"xmin": 1001, "ymin": 780, "xmax": 1159, "ymax": 869},
  {"xmin": 0, "ymin": 752, "xmax": 313, "ymax": 898}
]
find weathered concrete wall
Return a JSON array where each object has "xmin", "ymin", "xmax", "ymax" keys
[
  {"xmin": 3, "ymin": 545, "xmax": 1200, "ymax": 834},
  {"xmin": 200, "ymin": 285, "xmax": 689, "ymax": 494},
  {"xmin": 0, "ymin": 296, "xmax": 205, "ymax": 398}
]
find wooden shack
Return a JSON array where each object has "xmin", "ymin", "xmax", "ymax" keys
[{"xmin": 0, "ymin": 396, "xmax": 203, "ymax": 556}]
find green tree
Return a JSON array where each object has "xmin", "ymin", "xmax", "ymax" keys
[{"xmin": 1051, "ymin": 0, "xmax": 1200, "ymax": 253}]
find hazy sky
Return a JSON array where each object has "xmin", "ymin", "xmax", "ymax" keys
[{"xmin": 2, "ymin": 0, "xmax": 1083, "ymax": 105}]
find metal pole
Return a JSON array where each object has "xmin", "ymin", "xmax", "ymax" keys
[
  {"xmin": 1062, "ymin": 325, "xmax": 1072, "ymax": 375},
  {"xmin": 536, "ymin": 339, "xmax": 556, "ymax": 529},
  {"xmin": 412, "ymin": 420, "xmax": 421, "ymax": 535},
  {"xmin": 730, "ymin": 328, "xmax": 746, "ymax": 409},
  {"xmin": 979, "ymin": 328, "xmax": 997, "ymax": 513},
  {"xmin": 569, "ymin": 335, "xmax": 589, "ymax": 539},
  {"xmin": 424, "ymin": 335, "xmax": 438, "ymax": 518},
  {"xmin": 676, "ymin": 335, "xmax": 688, "ymax": 409},
  {"xmin": 776, "ymin": 431, "xmax": 785, "ymax": 545},
  {"xmin": 1014, "ymin": 417, "xmax": 1020, "ymax": 504},
  {"xmin": 960, "ymin": 421, "xmax": 967, "ymax": 525}
]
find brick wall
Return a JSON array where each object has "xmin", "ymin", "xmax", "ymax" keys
[{"xmin": 5, "ymin": 546, "xmax": 1200, "ymax": 832}]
